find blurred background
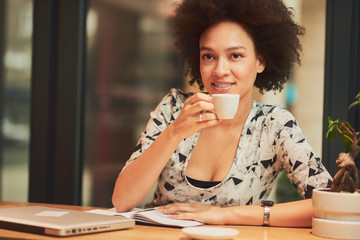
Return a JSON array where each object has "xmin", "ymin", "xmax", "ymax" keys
[{"xmin": 0, "ymin": 0, "xmax": 352, "ymax": 207}]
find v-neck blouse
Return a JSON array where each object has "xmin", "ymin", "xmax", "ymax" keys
[{"xmin": 122, "ymin": 89, "xmax": 332, "ymax": 207}]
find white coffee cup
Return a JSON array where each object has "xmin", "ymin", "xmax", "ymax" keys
[{"xmin": 212, "ymin": 94, "xmax": 240, "ymax": 119}]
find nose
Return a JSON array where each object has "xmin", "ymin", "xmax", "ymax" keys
[{"xmin": 213, "ymin": 57, "xmax": 230, "ymax": 77}]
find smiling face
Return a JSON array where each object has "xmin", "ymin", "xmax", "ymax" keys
[{"xmin": 199, "ymin": 21, "xmax": 265, "ymax": 101}]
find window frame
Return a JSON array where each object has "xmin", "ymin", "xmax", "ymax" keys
[
  {"xmin": 322, "ymin": 0, "xmax": 360, "ymax": 175},
  {"xmin": 0, "ymin": 0, "xmax": 6, "ymax": 200},
  {"xmin": 29, "ymin": 0, "xmax": 87, "ymax": 205}
]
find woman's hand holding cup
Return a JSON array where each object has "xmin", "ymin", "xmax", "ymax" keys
[{"xmin": 170, "ymin": 93, "xmax": 220, "ymax": 139}]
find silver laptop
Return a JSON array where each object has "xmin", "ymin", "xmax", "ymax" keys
[{"xmin": 0, "ymin": 206, "xmax": 135, "ymax": 236}]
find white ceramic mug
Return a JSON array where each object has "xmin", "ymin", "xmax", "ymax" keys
[{"xmin": 212, "ymin": 94, "xmax": 240, "ymax": 119}]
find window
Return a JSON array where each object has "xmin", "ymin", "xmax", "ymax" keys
[
  {"xmin": 0, "ymin": 0, "xmax": 33, "ymax": 202},
  {"xmin": 83, "ymin": 0, "xmax": 183, "ymax": 207}
]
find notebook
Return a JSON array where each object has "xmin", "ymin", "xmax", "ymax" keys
[
  {"xmin": 88, "ymin": 208, "xmax": 203, "ymax": 228},
  {"xmin": 0, "ymin": 206, "xmax": 135, "ymax": 236}
]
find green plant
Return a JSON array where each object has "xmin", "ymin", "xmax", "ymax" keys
[{"xmin": 326, "ymin": 92, "xmax": 360, "ymax": 193}]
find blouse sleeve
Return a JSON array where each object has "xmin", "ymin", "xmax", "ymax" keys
[
  {"xmin": 120, "ymin": 89, "xmax": 186, "ymax": 172},
  {"xmin": 274, "ymin": 109, "xmax": 332, "ymax": 199}
]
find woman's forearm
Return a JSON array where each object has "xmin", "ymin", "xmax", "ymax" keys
[
  {"xmin": 112, "ymin": 124, "xmax": 183, "ymax": 212},
  {"xmin": 226, "ymin": 199, "xmax": 314, "ymax": 227},
  {"xmin": 270, "ymin": 199, "xmax": 314, "ymax": 227}
]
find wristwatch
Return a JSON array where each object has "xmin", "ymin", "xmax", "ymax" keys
[{"xmin": 261, "ymin": 200, "xmax": 274, "ymax": 226}]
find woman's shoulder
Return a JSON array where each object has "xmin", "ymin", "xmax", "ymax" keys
[
  {"xmin": 252, "ymin": 101, "xmax": 296, "ymax": 125},
  {"xmin": 169, "ymin": 88, "xmax": 194, "ymax": 100},
  {"xmin": 159, "ymin": 88, "xmax": 194, "ymax": 107}
]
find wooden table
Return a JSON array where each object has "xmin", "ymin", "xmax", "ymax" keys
[{"xmin": 0, "ymin": 201, "xmax": 325, "ymax": 240}]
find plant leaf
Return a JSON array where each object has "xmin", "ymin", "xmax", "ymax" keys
[
  {"xmin": 326, "ymin": 117, "xmax": 337, "ymax": 140},
  {"xmin": 328, "ymin": 116, "xmax": 333, "ymax": 124},
  {"xmin": 327, "ymin": 129, "xmax": 337, "ymax": 142},
  {"xmin": 348, "ymin": 100, "xmax": 360, "ymax": 110},
  {"xmin": 348, "ymin": 92, "xmax": 360, "ymax": 110},
  {"xmin": 355, "ymin": 92, "xmax": 360, "ymax": 100},
  {"xmin": 338, "ymin": 129, "xmax": 353, "ymax": 150}
]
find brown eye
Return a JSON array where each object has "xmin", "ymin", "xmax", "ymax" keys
[
  {"xmin": 231, "ymin": 53, "xmax": 243, "ymax": 59},
  {"xmin": 202, "ymin": 54, "xmax": 213, "ymax": 60}
]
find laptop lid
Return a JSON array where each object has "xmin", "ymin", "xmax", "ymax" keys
[{"xmin": 0, "ymin": 206, "xmax": 135, "ymax": 236}]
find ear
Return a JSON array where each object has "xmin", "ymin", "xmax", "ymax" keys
[{"xmin": 256, "ymin": 55, "xmax": 265, "ymax": 73}]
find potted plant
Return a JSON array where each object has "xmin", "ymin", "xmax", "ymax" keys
[{"xmin": 312, "ymin": 92, "xmax": 360, "ymax": 239}]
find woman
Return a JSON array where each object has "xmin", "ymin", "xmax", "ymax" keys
[{"xmin": 112, "ymin": 0, "xmax": 332, "ymax": 227}]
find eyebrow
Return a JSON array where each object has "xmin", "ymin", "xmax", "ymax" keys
[{"xmin": 199, "ymin": 46, "xmax": 247, "ymax": 51}]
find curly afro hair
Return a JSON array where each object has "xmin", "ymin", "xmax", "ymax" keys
[{"xmin": 170, "ymin": 0, "xmax": 305, "ymax": 93}]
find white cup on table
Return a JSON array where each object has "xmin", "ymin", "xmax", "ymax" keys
[{"xmin": 212, "ymin": 94, "xmax": 240, "ymax": 119}]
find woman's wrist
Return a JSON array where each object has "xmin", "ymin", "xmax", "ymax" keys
[{"xmin": 164, "ymin": 123, "xmax": 187, "ymax": 144}]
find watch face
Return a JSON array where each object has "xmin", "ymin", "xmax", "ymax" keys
[{"xmin": 261, "ymin": 200, "xmax": 274, "ymax": 207}]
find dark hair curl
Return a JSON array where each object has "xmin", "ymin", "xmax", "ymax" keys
[{"xmin": 170, "ymin": 0, "xmax": 305, "ymax": 93}]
